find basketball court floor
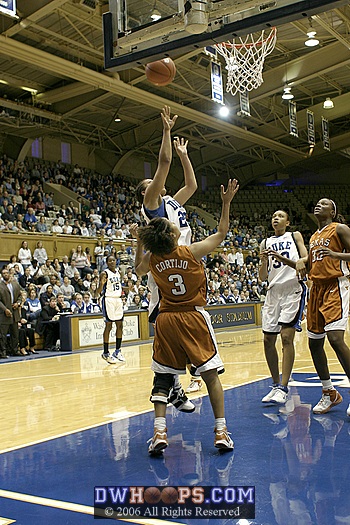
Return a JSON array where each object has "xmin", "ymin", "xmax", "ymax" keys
[{"xmin": 0, "ymin": 325, "xmax": 349, "ymax": 525}]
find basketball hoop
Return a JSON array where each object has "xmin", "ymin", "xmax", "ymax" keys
[{"xmin": 215, "ymin": 27, "xmax": 277, "ymax": 96}]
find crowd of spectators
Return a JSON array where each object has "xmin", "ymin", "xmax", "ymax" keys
[{"xmin": 0, "ymin": 154, "xmax": 271, "ymax": 336}]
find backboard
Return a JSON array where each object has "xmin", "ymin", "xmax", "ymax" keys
[{"xmin": 103, "ymin": 0, "xmax": 348, "ymax": 71}]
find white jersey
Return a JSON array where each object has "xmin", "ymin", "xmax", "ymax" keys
[
  {"xmin": 102, "ymin": 268, "xmax": 122, "ymax": 298},
  {"xmin": 142, "ymin": 195, "xmax": 191, "ymax": 246},
  {"xmin": 265, "ymin": 231, "xmax": 301, "ymax": 289},
  {"xmin": 142, "ymin": 195, "xmax": 191, "ymax": 321}
]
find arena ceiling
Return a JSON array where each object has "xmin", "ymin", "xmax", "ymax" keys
[{"xmin": 0, "ymin": 0, "xmax": 350, "ymax": 187}]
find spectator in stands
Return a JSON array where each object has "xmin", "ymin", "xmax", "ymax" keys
[
  {"xmin": 59, "ymin": 276, "xmax": 75, "ymax": 302},
  {"xmin": 40, "ymin": 275, "xmax": 61, "ymax": 297},
  {"xmin": 71, "ymin": 245, "xmax": 92, "ymax": 276},
  {"xmin": 70, "ymin": 292, "xmax": 84, "ymax": 314},
  {"xmin": 236, "ymin": 247, "xmax": 244, "ymax": 266},
  {"xmin": 8, "ymin": 255, "xmax": 23, "ymax": 276},
  {"xmin": 33, "ymin": 240, "xmax": 48, "ymax": 266},
  {"xmin": 51, "ymin": 218, "xmax": 62, "ymax": 233},
  {"xmin": 41, "ymin": 259, "xmax": 60, "ymax": 283},
  {"xmin": 40, "ymin": 284, "xmax": 56, "ymax": 308},
  {"xmin": 36, "ymin": 296, "xmax": 60, "ymax": 352},
  {"xmin": 94, "ymin": 240, "xmax": 104, "ymax": 273},
  {"xmin": 2, "ymin": 203, "xmax": 16, "ymax": 223},
  {"xmin": 18, "ymin": 266, "xmax": 35, "ymax": 290},
  {"xmin": 18, "ymin": 240, "xmax": 32, "ymax": 269},
  {"xmin": 81, "ymin": 292, "xmax": 99, "ymax": 313},
  {"xmin": 56, "ymin": 293, "xmax": 70, "ymax": 313},
  {"xmin": 36, "ymin": 215, "xmax": 48, "ymax": 233},
  {"xmin": 0, "ymin": 266, "xmax": 22, "ymax": 358},
  {"xmin": 43, "ymin": 192, "xmax": 54, "ymax": 211},
  {"xmin": 25, "ymin": 287, "xmax": 42, "ymax": 326},
  {"xmin": 24, "ymin": 206, "xmax": 37, "ymax": 228},
  {"xmin": 18, "ymin": 291, "xmax": 37, "ymax": 355}
]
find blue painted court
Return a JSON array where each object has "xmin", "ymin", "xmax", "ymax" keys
[{"xmin": 0, "ymin": 372, "xmax": 349, "ymax": 525}]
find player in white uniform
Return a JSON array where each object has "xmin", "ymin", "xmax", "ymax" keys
[
  {"xmin": 259, "ymin": 210, "xmax": 308, "ymax": 404},
  {"xmin": 97, "ymin": 254, "xmax": 125, "ymax": 364},
  {"xmin": 135, "ymin": 106, "xmax": 200, "ymax": 410}
]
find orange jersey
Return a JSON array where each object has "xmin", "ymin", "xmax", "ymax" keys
[
  {"xmin": 308, "ymin": 222, "xmax": 349, "ymax": 282},
  {"xmin": 149, "ymin": 245, "xmax": 207, "ymax": 311}
]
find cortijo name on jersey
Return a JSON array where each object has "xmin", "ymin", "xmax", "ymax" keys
[{"xmin": 155, "ymin": 259, "xmax": 188, "ymax": 273}]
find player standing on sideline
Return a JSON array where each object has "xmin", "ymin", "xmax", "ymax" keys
[
  {"xmin": 135, "ymin": 106, "xmax": 200, "ymax": 411},
  {"xmin": 298, "ymin": 198, "xmax": 350, "ymax": 416},
  {"xmin": 259, "ymin": 210, "xmax": 308, "ymax": 404},
  {"xmin": 98, "ymin": 254, "xmax": 125, "ymax": 364},
  {"xmin": 133, "ymin": 179, "xmax": 239, "ymax": 454}
]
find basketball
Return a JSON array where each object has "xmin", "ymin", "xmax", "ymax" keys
[
  {"xmin": 144, "ymin": 486, "xmax": 162, "ymax": 504},
  {"xmin": 160, "ymin": 486, "xmax": 178, "ymax": 504},
  {"xmin": 145, "ymin": 58, "xmax": 176, "ymax": 86}
]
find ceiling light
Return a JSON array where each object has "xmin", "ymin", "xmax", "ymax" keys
[
  {"xmin": 282, "ymin": 86, "xmax": 294, "ymax": 100},
  {"xmin": 305, "ymin": 20, "xmax": 319, "ymax": 47},
  {"xmin": 151, "ymin": 9, "xmax": 161, "ymax": 21},
  {"xmin": 114, "ymin": 117, "xmax": 121, "ymax": 122},
  {"xmin": 219, "ymin": 106, "xmax": 230, "ymax": 117},
  {"xmin": 21, "ymin": 86, "xmax": 38, "ymax": 95},
  {"xmin": 323, "ymin": 97, "xmax": 334, "ymax": 109}
]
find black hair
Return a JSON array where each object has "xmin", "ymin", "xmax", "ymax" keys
[{"xmin": 138, "ymin": 217, "xmax": 177, "ymax": 255}]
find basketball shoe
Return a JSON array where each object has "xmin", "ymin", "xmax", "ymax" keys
[
  {"xmin": 101, "ymin": 352, "xmax": 118, "ymax": 364},
  {"xmin": 214, "ymin": 427, "xmax": 234, "ymax": 450},
  {"xmin": 168, "ymin": 387, "xmax": 195, "ymax": 413},
  {"xmin": 148, "ymin": 428, "xmax": 168, "ymax": 455},
  {"xmin": 312, "ymin": 389, "xmax": 343, "ymax": 414},
  {"xmin": 186, "ymin": 379, "xmax": 203, "ymax": 393},
  {"xmin": 261, "ymin": 385, "xmax": 279, "ymax": 403}
]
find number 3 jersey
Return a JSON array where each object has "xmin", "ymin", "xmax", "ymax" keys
[
  {"xmin": 149, "ymin": 246, "xmax": 206, "ymax": 312},
  {"xmin": 265, "ymin": 231, "xmax": 301, "ymax": 289}
]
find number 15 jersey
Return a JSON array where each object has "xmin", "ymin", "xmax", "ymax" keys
[
  {"xmin": 265, "ymin": 231, "xmax": 301, "ymax": 289},
  {"xmin": 149, "ymin": 246, "xmax": 206, "ymax": 312}
]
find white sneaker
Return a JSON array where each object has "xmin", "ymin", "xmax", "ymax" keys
[
  {"xmin": 261, "ymin": 386, "xmax": 278, "ymax": 403},
  {"xmin": 148, "ymin": 429, "xmax": 168, "ymax": 455},
  {"xmin": 101, "ymin": 353, "xmax": 118, "ymax": 364},
  {"xmin": 313, "ymin": 389, "xmax": 343, "ymax": 414},
  {"xmin": 186, "ymin": 379, "xmax": 202, "ymax": 393},
  {"xmin": 214, "ymin": 426, "xmax": 234, "ymax": 450},
  {"xmin": 113, "ymin": 351, "xmax": 126, "ymax": 362},
  {"xmin": 347, "ymin": 403, "xmax": 350, "ymax": 417},
  {"xmin": 269, "ymin": 387, "xmax": 288, "ymax": 405}
]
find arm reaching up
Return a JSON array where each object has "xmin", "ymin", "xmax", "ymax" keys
[{"xmin": 190, "ymin": 179, "xmax": 239, "ymax": 262}]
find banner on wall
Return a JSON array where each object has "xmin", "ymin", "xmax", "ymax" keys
[
  {"xmin": 289, "ymin": 101, "xmax": 298, "ymax": 137},
  {"xmin": 307, "ymin": 109, "xmax": 315, "ymax": 146},
  {"xmin": 239, "ymin": 91, "xmax": 251, "ymax": 117},
  {"xmin": 322, "ymin": 117, "xmax": 330, "ymax": 151},
  {"xmin": 78, "ymin": 315, "xmax": 139, "ymax": 347},
  {"xmin": 0, "ymin": 0, "xmax": 17, "ymax": 18},
  {"xmin": 211, "ymin": 61, "xmax": 224, "ymax": 105}
]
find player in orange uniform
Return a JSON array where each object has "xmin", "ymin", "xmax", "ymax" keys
[
  {"xmin": 302, "ymin": 198, "xmax": 350, "ymax": 416},
  {"xmin": 133, "ymin": 179, "xmax": 239, "ymax": 454}
]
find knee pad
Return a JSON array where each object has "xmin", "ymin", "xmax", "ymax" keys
[{"xmin": 150, "ymin": 373, "xmax": 174, "ymax": 404}]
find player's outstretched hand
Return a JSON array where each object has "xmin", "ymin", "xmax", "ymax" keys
[
  {"xmin": 173, "ymin": 137, "xmax": 188, "ymax": 157},
  {"xmin": 129, "ymin": 223, "xmax": 139, "ymax": 239},
  {"xmin": 161, "ymin": 105, "xmax": 178, "ymax": 131},
  {"xmin": 221, "ymin": 179, "xmax": 239, "ymax": 204}
]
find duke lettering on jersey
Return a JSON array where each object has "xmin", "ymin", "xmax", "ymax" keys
[
  {"xmin": 265, "ymin": 231, "xmax": 300, "ymax": 288},
  {"xmin": 269, "ymin": 241, "xmax": 292, "ymax": 252},
  {"xmin": 103, "ymin": 268, "xmax": 122, "ymax": 298}
]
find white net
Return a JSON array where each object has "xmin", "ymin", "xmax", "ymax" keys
[{"xmin": 216, "ymin": 28, "xmax": 277, "ymax": 96}]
